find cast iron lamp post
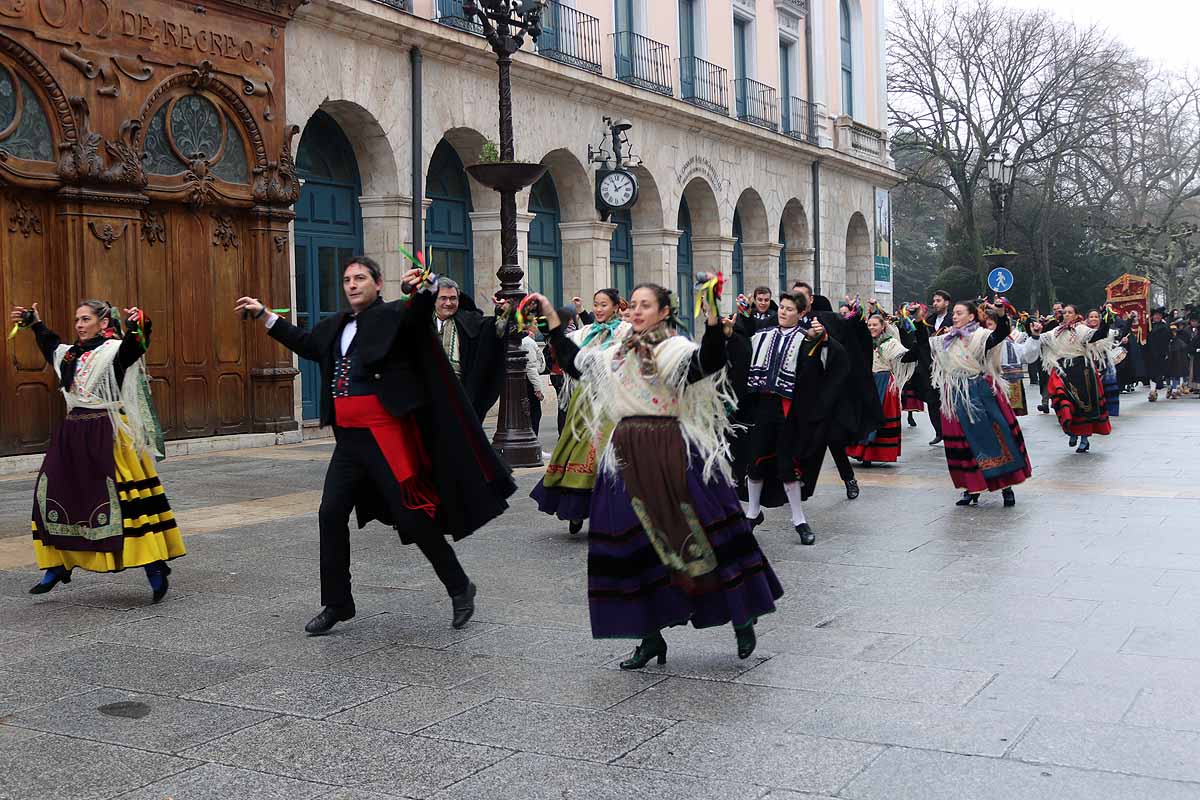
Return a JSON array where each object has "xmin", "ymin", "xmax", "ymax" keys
[
  {"xmin": 986, "ymin": 148, "xmax": 1016, "ymax": 247},
  {"xmin": 463, "ymin": 0, "xmax": 548, "ymax": 468}
]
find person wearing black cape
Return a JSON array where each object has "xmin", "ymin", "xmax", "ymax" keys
[
  {"xmin": 732, "ymin": 293, "xmax": 851, "ymax": 544},
  {"xmin": 433, "ymin": 279, "xmax": 507, "ymax": 419},
  {"xmin": 235, "ymin": 257, "xmax": 516, "ymax": 635}
]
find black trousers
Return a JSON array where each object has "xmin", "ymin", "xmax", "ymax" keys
[
  {"xmin": 527, "ymin": 381, "xmax": 542, "ymax": 436},
  {"xmin": 318, "ymin": 427, "xmax": 469, "ymax": 609},
  {"xmin": 828, "ymin": 442, "xmax": 856, "ymax": 481},
  {"xmin": 550, "ymin": 374, "xmax": 567, "ymax": 434}
]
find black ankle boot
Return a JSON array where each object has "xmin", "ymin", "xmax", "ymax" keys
[
  {"xmin": 735, "ymin": 624, "xmax": 757, "ymax": 659},
  {"xmin": 451, "ymin": 582, "xmax": 477, "ymax": 629},
  {"xmin": 955, "ymin": 492, "xmax": 980, "ymax": 507},
  {"xmin": 1002, "ymin": 488, "xmax": 1016, "ymax": 507},
  {"xmin": 568, "ymin": 519, "xmax": 584, "ymax": 536},
  {"xmin": 145, "ymin": 561, "xmax": 171, "ymax": 604},
  {"xmin": 29, "ymin": 566, "xmax": 72, "ymax": 595},
  {"xmin": 907, "ymin": 412, "xmax": 917, "ymax": 427},
  {"xmin": 620, "ymin": 633, "xmax": 667, "ymax": 670},
  {"xmin": 845, "ymin": 479, "xmax": 860, "ymax": 500}
]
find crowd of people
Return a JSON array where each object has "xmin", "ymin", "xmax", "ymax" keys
[{"xmin": 8, "ymin": 258, "xmax": 1198, "ymax": 671}]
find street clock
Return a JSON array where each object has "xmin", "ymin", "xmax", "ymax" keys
[{"xmin": 596, "ymin": 167, "xmax": 639, "ymax": 212}]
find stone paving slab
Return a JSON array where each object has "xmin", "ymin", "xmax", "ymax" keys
[{"xmin": 1, "ymin": 392, "xmax": 1199, "ymax": 798}]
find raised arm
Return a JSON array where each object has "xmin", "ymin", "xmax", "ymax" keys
[
  {"xmin": 686, "ymin": 318, "xmax": 727, "ymax": 383},
  {"xmin": 117, "ymin": 309, "xmax": 151, "ymax": 371},
  {"xmin": 985, "ymin": 315, "xmax": 1011, "ymax": 351}
]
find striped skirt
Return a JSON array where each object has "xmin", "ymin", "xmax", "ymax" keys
[
  {"xmin": 901, "ymin": 383, "xmax": 925, "ymax": 412},
  {"xmin": 32, "ymin": 409, "xmax": 184, "ymax": 573},
  {"xmin": 587, "ymin": 418, "xmax": 783, "ymax": 640},
  {"xmin": 940, "ymin": 377, "xmax": 1032, "ymax": 494},
  {"xmin": 1048, "ymin": 366, "xmax": 1111, "ymax": 437},
  {"xmin": 847, "ymin": 373, "xmax": 901, "ymax": 463}
]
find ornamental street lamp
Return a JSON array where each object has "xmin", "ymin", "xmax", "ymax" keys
[
  {"xmin": 986, "ymin": 148, "xmax": 1016, "ymax": 247},
  {"xmin": 463, "ymin": 0, "xmax": 548, "ymax": 469}
]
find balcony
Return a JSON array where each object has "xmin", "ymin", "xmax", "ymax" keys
[
  {"xmin": 612, "ymin": 31, "xmax": 673, "ymax": 97},
  {"xmin": 734, "ymin": 77, "xmax": 778, "ymax": 131},
  {"xmin": 434, "ymin": 0, "xmax": 482, "ymax": 35},
  {"xmin": 833, "ymin": 116, "xmax": 887, "ymax": 162},
  {"xmin": 536, "ymin": 1, "xmax": 602, "ymax": 74},
  {"xmin": 782, "ymin": 96, "xmax": 818, "ymax": 144},
  {"xmin": 368, "ymin": 0, "xmax": 407, "ymax": 10},
  {"xmin": 679, "ymin": 56, "xmax": 728, "ymax": 115}
]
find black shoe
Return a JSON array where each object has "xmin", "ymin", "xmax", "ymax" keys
[
  {"xmin": 845, "ymin": 479, "xmax": 860, "ymax": 500},
  {"xmin": 1002, "ymin": 488, "xmax": 1016, "ymax": 507},
  {"xmin": 620, "ymin": 633, "xmax": 667, "ymax": 670},
  {"xmin": 1037, "ymin": 403, "xmax": 1050, "ymax": 413},
  {"xmin": 305, "ymin": 604, "xmax": 355, "ymax": 635},
  {"xmin": 451, "ymin": 582, "xmax": 477, "ymax": 629},
  {"xmin": 955, "ymin": 492, "xmax": 980, "ymax": 507},
  {"xmin": 568, "ymin": 519, "xmax": 583, "ymax": 536},
  {"xmin": 929, "ymin": 436, "xmax": 943, "ymax": 446},
  {"xmin": 1076, "ymin": 440, "xmax": 1090, "ymax": 454},
  {"xmin": 736, "ymin": 625, "xmax": 757, "ymax": 660},
  {"xmin": 1068, "ymin": 435, "xmax": 1078, "ymax": 448},
  {"xmin": 29, "ymin": 566, "xmax": 72, "ymax": 595},
  {"xmin": 146, "ymin": 561, "xmax": 172, "ymax": 604},
  {"xmin": 747, "ymin": 511, "xmax": 765, "ymax": 530},
  {"xmin": 907, "ymin": 412, "xmax": 917, "ymax": 427},
  {"xmin": 795, "ymin": 522, "xmax": 816, "ymax": 545}
]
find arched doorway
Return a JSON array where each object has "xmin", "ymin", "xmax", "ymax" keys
[
  {"xmin": 610, "ymin": 208, "xmax": 634, "ymax": 298},
  {"xmin": 426, "ymin": 140, "xmax": 474, "ymax": 295},
  {"xmin": 845, "ymin": 212, "xmax": 872, "ymax": 298},
  {"xmin": 778, "ymin": 219, "xmax": 788, "ymax": 294},
  {"xmin": 294, "ymin": 110, "xmax": 364, "ymax": 421},
  {"xmin": 527, "ymin": 172, "xmax": 562, "ymax": 307},
  {"xmin": 677, "ymin": 197, "xmax": 694, "ymax": 336},
  {"xmin": 732, "ymin": 211, "xmax": 745, "ymax": 297}
]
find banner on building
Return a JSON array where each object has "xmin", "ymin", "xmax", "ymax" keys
[
  {"xmin": 874, "ymin": 188, "xmax": 892, "ymax": 293},
  {"xmin": 1105, "ymin": 273, "xmax": 1151, "ymax": 343}
]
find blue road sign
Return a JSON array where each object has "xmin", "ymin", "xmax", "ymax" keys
[{"xmin": 988, "ymin": 267, "xmax": 1014, "ymax": 293}]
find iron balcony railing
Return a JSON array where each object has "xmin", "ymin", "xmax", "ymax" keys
[
  {"xmin": 536, "ymin": 0, "xmax": 602, "ymax": 74},
  {"xmin": 734, "ymin": 77, "xmax": 778, "ymax": 131},
  {"xmin": 612, "ymin": 31, "xmax": 673, "ymax": 97},
  {"xmin": 368, "ymin": 0, "xmax": 407, "ymax": 10},
  {"xmin": 679, "ymin": 56, "xmax": 728, "ymax": 115},
  {"xmin": 782, "ymin": 96, "xmax": 818, "ymax": 144},
  {"xmin": 435, "ymin": 0, "xmax": 482, "ymax": 35}
]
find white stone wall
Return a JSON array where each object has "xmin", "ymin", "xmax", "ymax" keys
[{"xmin": 285, "ymin": 3, "xmax": 897, "ymax": 314}]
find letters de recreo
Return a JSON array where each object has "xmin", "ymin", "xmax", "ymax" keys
[{"xmin": 119, "ymin": 10, "xmax": 259, "ymax": 64}]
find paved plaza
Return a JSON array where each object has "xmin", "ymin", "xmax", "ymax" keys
[{"xmin": 1, "ymin": 391, "xmax": 1199, "ymax": 799}]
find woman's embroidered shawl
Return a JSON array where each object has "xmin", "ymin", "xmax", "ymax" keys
[
  {"xmin": 1040, "ymin": 322, "xmax": 1104, "ymax": 376},
  {"xmin": 930, "ymin": 326, "xmax": 1005, "ymax": 422},
  {"xmin": 871, "ymin": 325, "xmax": 915, "ymax": 396},
  {"xmin": 52, "ymin": 340, "xmax": 160, "ymax": 458}
]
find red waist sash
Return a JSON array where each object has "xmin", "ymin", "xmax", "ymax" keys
[{"xmin": 334, "ymin": 395, "xmax": 439, "ymax": 518}]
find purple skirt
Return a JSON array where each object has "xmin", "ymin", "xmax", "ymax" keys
[
  {"xmin": 530, "ymin": 480, "xmax": 592, "ymax": 522},
  {"xmin": 587, "ymin": 452, "xmax": 783, "ymax": 639}
]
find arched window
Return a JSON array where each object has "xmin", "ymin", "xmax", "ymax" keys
[
  {"xmin": 143, "ymin": 93, "xmax": 249, "ymax": 182},
  {"xmin": 778, "ymin": 219, "xmax": 788, "ymax": 294},
  {"xmin": 610, "ymin": 208, "xmax": 634, "ymax": 300},
  {"xmin": 0, "ymin": 64, "xmax": 53, "ymax": 162},
  {"xmin": 676, "ymin": 198, "xmax": 693, "ymax": 336},
  {"xmin": 732, "ymin": 211, "xmax": 744, "ymax": 298},
  {"xmin": 426, "ymin": 140, "xmax": 474, "ymax": 295},
  {"xmin": 527, "ymin": 172, "xmax": 562, "ymax": 307},
  {"xmin": 840, "ymin": 0, "xmax": 854, "ymax": 118}
]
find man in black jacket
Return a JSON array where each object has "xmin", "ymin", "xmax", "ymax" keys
[
  {"xmin": 1146, "ymin": 307, "xmax": 1171, "ymax": 401},
  {"xmin": 235, "ymin": 257, "xmax": 516, "ymax": 635},
  {"xmin": 433, "ymin": 279, "xmax": 507, "ymax": 420}
]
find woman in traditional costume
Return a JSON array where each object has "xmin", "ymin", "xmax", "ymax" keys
[
  {"xmin": 845, "ymin": 312, "xmax": 918, "ymax": 466},
  {"xmin": 1037, "ymin": 304, "xmax": 1111, "ymax": 453},
  {"xmin": 531, "ymin": 289, "xmax": 630, "ymax": 535},
  {"xmin": 1085, "ymin": 309, "xmax": 1121, "ymax": 417},
  {"xmin": 931, "ymin": 300, "xmax": 1032, "ymax": 508},
  {"xmin": 9, "ymin": 300, "xmax": 183, "ymax": 600},
  {"xmin": 983, "ymin": 311, "xmax": 1041, "ymax": 416},
  {"xmin": 528, "ymin": 285, "xmax": 783, "ymax": 669}
]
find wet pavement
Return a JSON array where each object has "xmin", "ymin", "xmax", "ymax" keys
[{"xmin": 1, "ymin": 387, "xmax": 1199, "ymax": 799}]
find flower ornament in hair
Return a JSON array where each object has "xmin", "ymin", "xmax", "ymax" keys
[{"xmin": 693, "ymin": 272, "xmax": 724, "ymax": 319}]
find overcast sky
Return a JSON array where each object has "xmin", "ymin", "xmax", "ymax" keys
[{"xmin": 992, "ymin": 0, "xmax": 1198, "ymax": 70}]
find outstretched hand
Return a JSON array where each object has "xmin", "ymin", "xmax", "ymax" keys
[
  {"xmin": 234, "ymin": 297, "xmax": 265, "ymax": 319},
  {"xmin": 524, "ymin": 293, "xmax": 561, "ymax": 331}
]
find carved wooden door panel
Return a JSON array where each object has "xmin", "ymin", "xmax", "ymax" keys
[{"xmin": 0, "ymin": 190, "xmax": 63, "ymax": 455}]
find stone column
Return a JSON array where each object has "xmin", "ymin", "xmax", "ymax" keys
[
  {"xmin": 559, "ymin": 220, "xmax": 617, "ymax": 304},
  {"xmin": 359, "ymin": 194, "xmax": 414, "ymax": 299},
  {"xmin": 691, "ymin": 235, "xmax": 737, "ymax": 313},
  {"xmin": 786, "ymin": 245, "xmax": 816, "ymax": 287},
  {"xmin": 631, "ymin": 228, "xmax": 682, "ymax": 289},
  {"xmin": 741, "ymin": 242, "xmax": 784, "ymax": 296},
  {"xmin": 470, "ymin": 210, "xmax": 534, "ymax": 307}
]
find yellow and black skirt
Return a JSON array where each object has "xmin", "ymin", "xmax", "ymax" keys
[{"xmin": 31, "ymin": 409, "xmax": 185, "ymax": 573}]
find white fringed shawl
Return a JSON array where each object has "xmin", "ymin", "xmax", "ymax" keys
[
  {"xmin": 1039, "ymin": 321, "xmax": 1102, "ymax": 376},
  {"xmin": 1083, "ymin": 328, "xmax": 1120, "ymax": 371},
  {"xmin": 53, "ymin": 340, "xmax": 160, "ymax": 459},
  {"xmin": 872, "ymin": 325, "xmax": 915, "ymax": 396},
  {"xmin": 557, "ymin": 319, "xmax": 632, "ymax": 412},
  {"xmin": 575, "ymin": 334, "xmax": 738, "ymax": 483},
  {"xmin": 930, "ymin": 326, "xmax": 1005, "ymax": 422}
]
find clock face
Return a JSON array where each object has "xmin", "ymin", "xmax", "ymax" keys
[{"xmin": 599, "ymin": 170, "xmax": 637, "ymax": 209}]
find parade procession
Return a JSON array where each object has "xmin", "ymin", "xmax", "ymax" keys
[{"xmin": 1, "ymin": 0, "xmax": 1199, "ymax": 798}]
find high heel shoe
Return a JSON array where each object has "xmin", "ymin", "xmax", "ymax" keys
[
  {"xmin": 955, "ymin": 492, "xmax": 980, "ymax": 507},
  {"xmin": 735, "ymin": 625, "xmax": 757, "ymax": 659},
  {"xmin": 29, "ymin": 566, "xmax": 72, "ymax": 595},
  {"xmin": 620, "ymin": 633, "xmax": 667, "ymax": 670},
  {"xmin": 1002, "ymin": 488, "xmax": 1016, "ymax": 507}
]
